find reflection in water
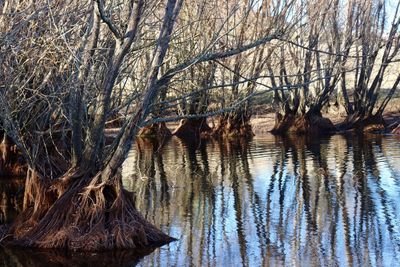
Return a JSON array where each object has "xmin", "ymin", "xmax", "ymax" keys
[
  {"xmin": 0, "ymin": 246, "xmax": 156, "ymax": 267},
  {"xmin": 0, "ymin": 178, "xmax": 24, "ymax": 225},
  {"xmin": 0, "ymin": 145, "xmax": 25, "ymax": 224},
  {"xmin": 0, "ymin": 134, "xmax": 400, "ymax": 266},
  {"xmin": 123, "ymin": 134, "xmax": 400, "ymax": 266},
  {"xmin": 0, "ymin": 145, "xmax": 26, "ymax": 177}
]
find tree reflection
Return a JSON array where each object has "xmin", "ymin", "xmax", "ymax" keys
[
  {"xmin": 126, "ymin": 135, "xmax": 400, "ymax": 266},
  {"xmin": 2, "ymin": 134, "xmax": 400, "ymax": 266},
  {"xmin": 0, "ymin": 178, "xmax": 24, "ymax": 225},
  {"xmin": 0, "ymin": 246, "xmax": 155, "ymax": 267},
  {"xmin": 0, "ymin": 145, "xmax": 25, "ymax": 177}
]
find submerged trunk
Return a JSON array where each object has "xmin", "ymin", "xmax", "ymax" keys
[
  {"xmin": 271, "ymin": 110, "xmax": 335, "ymax": 135},
  {"xmin": 0, "ymin": 246, "xmax": 156, "ymax": 267},
  {"xmin": 172, "ymin": 118, "xmax": 212, "ymax": 140},
  {"xmin": 138, "ymin": 122, "xmax": 172, "ymax": 139},
  {"xmin": 338, "ymin": 112, "xmax": 386, "ymax": 133},
  {"xmin": 1, "ymin": 167, "xmax": 173, "ymax": 251},
  {"xmin": 213, "ymin": 113, "xmax": 254, "ymax": 138}
]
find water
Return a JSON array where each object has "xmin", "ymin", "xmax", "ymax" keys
[{"xmin": 1, "ymin": 134, "xmax": 400, "ymax": 266}]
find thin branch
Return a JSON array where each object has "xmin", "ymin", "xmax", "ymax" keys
[
  {"xmin": 95, "ymin": 0, "xmax": 122, "ymax": 39},
  {"xmin": 158, "ymin": 32, "xmax": 281, "ymax": 83}
]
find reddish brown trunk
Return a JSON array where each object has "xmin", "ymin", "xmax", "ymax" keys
[
  {"xmin": 271, "ymin": 112, "xmax": 335, "ymax": 135},
  {"xmin": 172, "ymin": 118, "xmax": 212, "ymax": 140},
  {"xmin": 1, "ymin": 168, "xmax": 174, "ymax": 251},
  {"xmin": 138, "ymin": 122, "xmax": 172, "ymax": 138},
  {"xmin": 213, "ymin": 115, "xmax": 254, "ymax": 138}
]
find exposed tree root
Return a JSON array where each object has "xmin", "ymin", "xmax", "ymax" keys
[
  {"xmin": 2, "ymin": 168, "xmax": 174, "ymax": 251},
  {"xmin": 1, "ymin": 131, "xmax": 8, "ymax": 145},
  {"xmin": 213, "ymin": 115, "xmax": 254, "ymax": 139},
  {"xmin": 172, "ymin": 118, "xmax": 212, "ymax": 140},
  {"xmin": 271, "ymin": 112, "xmax": 335, "ymax": 135},
  {"xmin": 138, "ymin": 122, "xmax": 172, "ymax": 139}
]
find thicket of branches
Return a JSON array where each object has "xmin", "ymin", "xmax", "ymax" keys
[{"xmin": 0, "ymin": 0, "xmax": 292, "ymax": 251}]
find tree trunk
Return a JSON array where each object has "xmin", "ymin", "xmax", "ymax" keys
[
  {"xmin": 0, "ymin": 0, "xmax": 184, "ymax": 251},
  {"xmin": 1, "ymin": 167, "xmax": 173, "ymax": 251},
  {"xmin": 213, "ymin": 113, "xmax": 254, "ymax": 138},
  {"xmin": 271, "ymin": 110, "xmax": 335, "ymax": 135},
  {"xmin": 338, "ymin": 112, "xmax": 386, "ymax": 133},
  {"xmin": 138, "ymin": 122, "xmax": 172, "ymax": 139},
  {"xmin": 172, "ymin": 118, "xmax": 211, "ymax": 140}
]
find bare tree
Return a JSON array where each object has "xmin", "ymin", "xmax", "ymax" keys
[
  {"xmin": 339, "ymin": 0, "xmax": 400, "ymax": 132},
  {"xmin": 0, "ymin": 0, "xmax": 292, "ymax": 250},
  {"xmin": 268, "ymin": 0, "xmax": 344, "ymax": 134},
  {"xmin": 165, "ymin": 0, "xmax": 293, "ymax": 139},
  {"xmin": 0, "ymin": 0, "xmax": 182, "ymax": 250}
]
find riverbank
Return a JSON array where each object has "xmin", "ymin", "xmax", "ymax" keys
[
  {"xmin": 103, "ymin": 100, "xmax": 400, "ymax": 137},
  {"xmin": 105, "ymin": 110, "xmax": 400, "ymax": 138},
  {"xmin": 250, "ymin": 110, "xmax": 400, "ymax": 135}
]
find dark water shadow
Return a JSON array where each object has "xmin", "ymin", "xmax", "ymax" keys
[{"xmin": 0, "ymin": 246, "xmax": 157, "ymax": 267}]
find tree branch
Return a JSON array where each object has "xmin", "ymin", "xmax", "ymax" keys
[
  {"xmin": 95, "ymin": 0, "xmax": 122, "ymax": 39},
  {"xmin": 158, "ymin": 32, "xmax": 281, "ymax": 83}
]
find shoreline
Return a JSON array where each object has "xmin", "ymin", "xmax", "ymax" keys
[{"xmin": 104, "ymin": 109, "xmax": 400, "ymax": 137}]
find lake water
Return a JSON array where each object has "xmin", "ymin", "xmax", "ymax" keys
[{"xmin": 1, "ymin": 134, "xmax": 400, "ymax": 266}]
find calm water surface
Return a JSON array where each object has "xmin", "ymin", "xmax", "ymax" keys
[{"xmin": 1, "ymin": 134, "xmax": 400, "ymax": 266}]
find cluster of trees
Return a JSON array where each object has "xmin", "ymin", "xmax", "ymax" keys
[
  {"xmin": 269, "ymin": 0, "xmax": 400, "ymax": 134},
  {"xmin": 0, "ymin": 0, "xmax": 399, "ymax": 251},
  {"xmin": 148, "ymin": 0, "xmax": 400, "ymax": 137}
]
